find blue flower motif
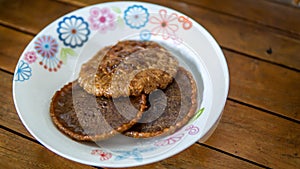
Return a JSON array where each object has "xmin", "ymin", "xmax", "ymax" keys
[
  {"xmin": 140, "ymin": 29, "xmax": 151, "ymax": 41},
  {"xmin": 124, "ymin": 5, "xmax": 149, "ymax": 29},
  {"xmin": 15, "ymin": 60, "xmax": 32, "ymax": 82},
  {"xmin": 57, "ymin": 15, "xmax": 90, "ymax": 48},
  {"xmin": 114, "ymin": 147, "xmax": 157, "ymax": 162}
]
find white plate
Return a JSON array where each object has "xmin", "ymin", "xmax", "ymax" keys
[{"xmin": 13, "ymin": 1, "xmax": 229, "ymax": 168}]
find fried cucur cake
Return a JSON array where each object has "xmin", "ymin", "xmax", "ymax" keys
[
  {"xmin": 124, "ymin": 67, "xmax": 198, "ymax": 138},
  {"xmin": 78, "ymin": 40, "xmax": 179, "ymax": 98},
  {"xmin": 78, "ymin": 46, "xmax": 110, "ymax": 96},
  {"xmin": 50, "ymin": 82, "xmax": 147, "ymax": 141}
]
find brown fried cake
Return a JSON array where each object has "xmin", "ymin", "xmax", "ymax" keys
[
  {"xmin": 78, "ymin": 46, "xmax": 110, "ymax": 96},
  {"xmin": 50, "ymin": 82, "xmax": 147, "ymax": 141},
  {"xmin": 124, "ymin": 67, "xmax": 198, "ymax": 138},
  {"xmin": 78, "ymin": 40, "xmax": 179, "ymax": 98}
]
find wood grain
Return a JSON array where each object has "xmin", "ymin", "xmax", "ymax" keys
[
  {"xmin": 205, "ymin": 101, "xmax": 300, "ymax": 168},
  {"xmin": 225, "ymin": 50, "xmax": 300, "ymax": 121},
  {"xmin": 0, "ymin": 71, "xmax": 35, "ymax": 139},
  {"xmin": 0, "ymin": 26, "xmax": 33, "ymax": 72},
  {"xmin": 0, "ymin": 129, "xmax": 260, "ymax": 169},
  {"xmin": 179, "ymin": 0, "xmax": 300, "ymax": 36},
  {"xmin": 0, "ymin": 128, "xmax": 95, "ymax": 169},
  {"xmin": 57, "ymin": 0, "xmax": 300, "ymax": 70},
  {"xmin": 268, "ymin": 0, "xmax": 300, "ymax": 7},
  {"xmin": 0, "ymin": 0, "xmax": 77, "ymax": 34}
]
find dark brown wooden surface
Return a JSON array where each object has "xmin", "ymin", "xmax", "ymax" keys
[
  {"xmin": 1, "ymin": 0, "xmax": 299, "ymax": 168},
  {"xmin": 0, "ymin": 128, "xmax": 95, "ymax": 169},
  {"xmin": 180, "ymin": 0, "xmax": 300, "ymax": 36},
  {"xmin": 269, "ymin": 0, "xmax": 300, "ymax": 7}
]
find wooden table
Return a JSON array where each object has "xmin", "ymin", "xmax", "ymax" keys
[{"xmin": 1, "ymin": 0, "xmax": 299, "ymax": 168}]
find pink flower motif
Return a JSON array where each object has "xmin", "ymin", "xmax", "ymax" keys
[
  {"xmin": 149, "ymin": 9, "xmax": 179, "ymax": 40},
  {"xmin": 24, "ymin": 51, "xmax": 37, "ymax": 64},
  {"xmin": 91, "ymin": 149, "xmax": 112, "ymax": 161},
  {"xmin": 88, "ymin": 7, "xmax": 116, "ymax": 33},
  {"xmin": 185, "ymin": 125, "xmax": 200, "ymax": 135},
  {"xmin": 154, "ymin": 133, "xmax": 184, "ymax": 146}
]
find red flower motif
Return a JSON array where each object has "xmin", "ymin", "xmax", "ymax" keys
[
  {"xmin": 34, "ymin": 35, "xmax": 58, "ymax": 58},
  {"xmin": 91, "ymin": 149, "xmax": 112, "ymax": 161},
  {"xmin": 149, "ymin": 9, "xmax": 179, "ymax": 40},
  {"xmin": 34, "ymin": 35, "xmax": 62, "ymax": 72},
  {"xmin": 178, "ymin": 16, "xmax": 192, "ymax": 30}
]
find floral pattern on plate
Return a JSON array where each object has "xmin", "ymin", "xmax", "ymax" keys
[
  {"xmin": 154, "ymin": 116, "xmax": 203, "ymax": 147},
  {"xmin": 149, "ymin": 9, "xmax": 179, "ymax": 40},
  {"xmin": 139, "ymin": 29, "xmax": 152, "ymax": 41},
  {"xmin": 88, "ymin": 7, "xmax": 117, "ymax": 33},
  {"xmin": 185, "ymin": 125, "xmax": 200, "ymax": 135},
  {"xmin": 15, "ymin": 4, "xmax": 196, "ymax": 78},
  {"xmin": 190, "ymin": 108, "xmax": 205, "ymax": 123},
  {"xmin": 59, "ymin": 48, "xmax": 77, "ymax": 64},
  {"xmin": 91, "ymin": 149, "xmax": 112, "ymax": 161},
  {"xmin": 34, "ymin": 35, "xmax": 62, "ymax": 72},
  {"xmin": 154, "ymin": 133, "xmax": 185, "ymax": 146},
  {"xmin": 24, "ymin": 51, "xmax": 37, "ymax": 64},
  {"xmin": 114, "ymin": 147, "xmax": 157, "ymax": 162},
  {"xmin": 15, "ymin": 60, "xmax": 32, "ymax": 82},
  {"xmin": 57, "ymin": 15, "xmax": 90, "ymax": 48},
  {"xmin": 124, "ymin": 5, "xmax": 149, "ymax": 29},
  {"xmin": 178, "ymin": 16, "xmax": 193, "ymax": 30},
  {"xmin": 35, "ymin": 35, "xmax": 58, "ymax": 58}
]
